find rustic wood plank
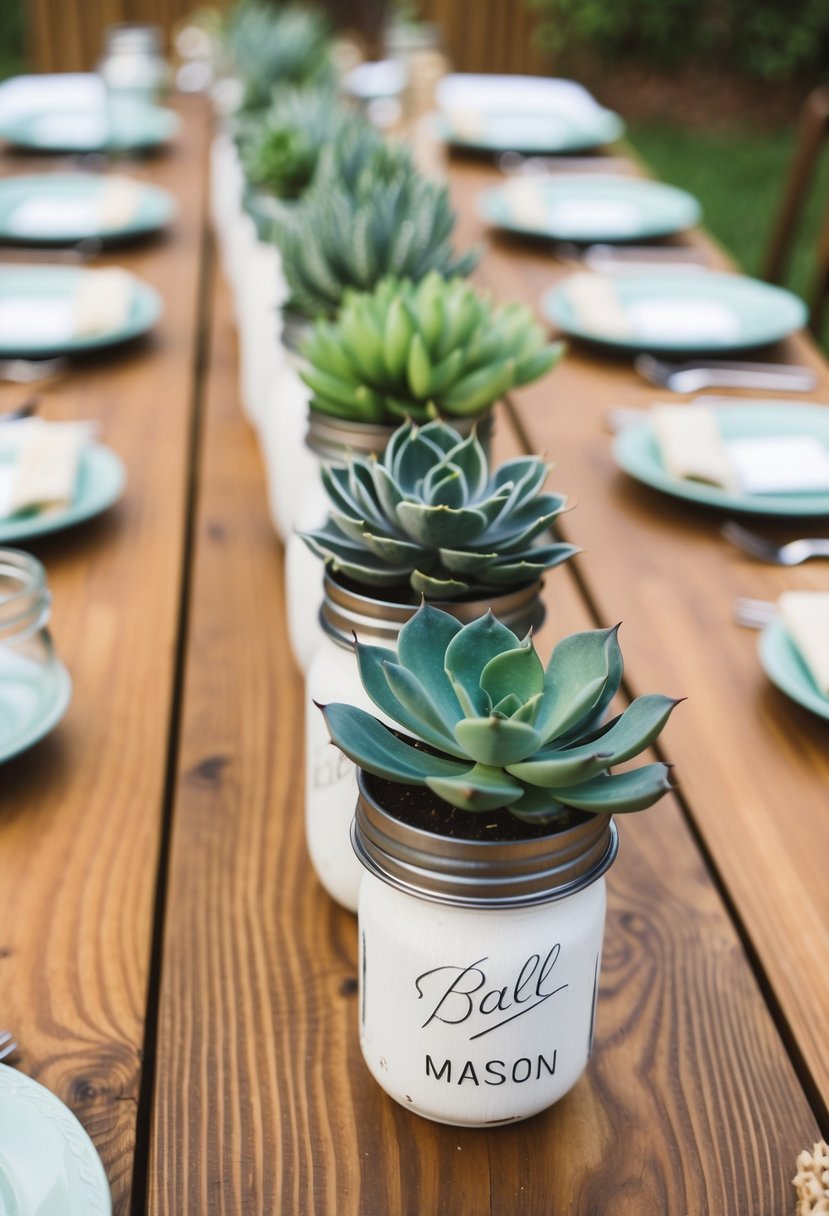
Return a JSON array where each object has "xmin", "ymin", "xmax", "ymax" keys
[
  {"xmin": 0, "ymin": 97, "xmax": 209, "ymax": 1212},
  {"xmin": 149, "ymin": 242, "xmax": 819, "ymax": 1212},
  {"xmin": 446, "ymin": 154, "xmax": 829, "ymax": 1111}
]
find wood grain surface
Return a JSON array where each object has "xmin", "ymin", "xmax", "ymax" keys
[
  {"xmin": 148, "ymin": 244, "xmax": 820, "ymax": 1213},
  {"xmin": 0, "ymin": 98, "xmax": 209, "ymax": 1211},
  {"xmin": 444, "ymin": 155, "xmax": 829, "ymax": 1115}
]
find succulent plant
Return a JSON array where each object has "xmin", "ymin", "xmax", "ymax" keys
[
  {"xmin": 300, "ymin": 273, "xmax": 564, "ymax": 423},
  {"xmin": 277, "ymin": 167, "xmax": 478, "ymax": 321},
  {"xmin": 312, "ymin": 122, "xmax": 412, "ymax": 196},
  {"xmin": 239, "ymin": 86, "xmax": 350, "ymax": 201},
  {"xmin": 227, "ymin": 2, "xmax": 334, "ymax": 114},
  {"xmin": 321, "ymin": 603, "xmax": 680, "ymax": 822},
  {"xmin": 301, "ymin": 419, "xmax": 578, "ymax": 599}
]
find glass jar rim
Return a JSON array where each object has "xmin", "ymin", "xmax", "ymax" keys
[{"xmin": 0, "ymin": 548, "xmax": 51, "ymax": 641}]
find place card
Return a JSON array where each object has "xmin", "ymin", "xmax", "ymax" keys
[
  {"xmin": 0, "ymin": 418, "xmax": 94, "ymax": 518},
  {"xmin": 565, "ymin": 273, "xmax": 632, "ymax": 338},
  {"xmin": 652, "ymin": 405, "xmax": 738, "ymax": 490},
  {"xmin": 779, "ymin": 591, "xmax": 829, "ymax": 696}
]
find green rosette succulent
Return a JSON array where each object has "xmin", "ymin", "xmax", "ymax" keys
[
  {"xmin": 277, "ymin": 168, "xmax": 478, "ymax": 322},
  {"xmin": 321, "ymin": 603, "xmax": 680, "ymax": 822},
  {"xmin": 239, "ymin": 87, "xmax": 351, "ymax": 201},
  {"xmin": 227, "ymin": 2, "xmax": 334, "ymax": 114},
  {"xmin": 300, "ymin": 273, "xmax": 564, "ymax": 423},
  {"xmin": 301, "ymin": 419, "xmax": 578, "ymax": 599}
]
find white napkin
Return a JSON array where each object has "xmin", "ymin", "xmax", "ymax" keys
[
  {"xmin": 437, "ymin": 74, "xmax": 604, "ymax": 120},
  {"xmin": 564, "ymin": 273, "xmax": 632, "ymax": 338},
  {"xmin": 0, "ymin": 417, "xmax": 95, "ymax": 518},
  {"xmin": 627, "ymin": 297, "xmax": 741, "ymax": 344},
  {"xmin": 7, "ymin": 177, "xmax": 142, "ymax": 238},
  {"xmin": 0, "ymin": 268, "xmax": 134, "ymax": 346},
  {"xmin": 778, "ymin": 591, "xmax": 829, "ymax": 696},
  {"xmin": 652, "ymin": 406, "xmax": 829, "ymax": 494},
  {"xmin": 547, "ymin": 198, "xmax": 640, "ymax": 236},
  {"xmin": 0, "ymin": 73, "xmax": 105, "ymax": 123}
]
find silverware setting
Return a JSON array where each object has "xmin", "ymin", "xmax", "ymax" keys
[
  {"xmin": 498, "ymin": 151, "xmax": 637, "ymax": 176},
  {"xmin": 0, "ymin": 357, "xmax": 69, "ymax": 384},
  {"xmin": 573, "ymin": 242, "xmax": 709, "ymax": 275},
  {"xmin": 635, "ymin": 354, "xmax": 819, "ymax": 394},
  {"xmin": 733, "ymin": 597, "xmax": 776, "ymax": 629},
  {"xmin": 0, "ymin": 1030, "xmax": 18, "ymax": 1063},
  {"xmin": 722, "ymin": 520, "xmax": 829, "ymax": 565},
  {"xmin": 0, "ymin": 394, "xmax": 39, "ymax": 424}
]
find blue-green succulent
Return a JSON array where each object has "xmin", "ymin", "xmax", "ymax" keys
[
  {"xmin": 301, "ymin": 419, "xmax": 578, "ymax": 599},
  {"xmin": 321, "ymin": 603, "xmax": 680, "ymax": 822}
]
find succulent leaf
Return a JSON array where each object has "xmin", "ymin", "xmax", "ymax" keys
[
  {"xmin": 321, "ymin": 605, "xmax": 680, "ymax": 824},
  {"xmin": 304, "ymin": 418, "xmax": 575, "ymax": 599}
]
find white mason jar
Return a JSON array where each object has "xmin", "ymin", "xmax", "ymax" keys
[
  {"xmin": 259, "ymin": 354, "xmax": 315, "ymax": 542},
  {"xmin": 236, "ymin": 241, "xmax": 286, "ymax": 428},
  {"xmin": 305, "ymin": 572, "xmax": 544, "ymax": 913},
  {"xmin": 209, "ymin": 132, "xmax": 244, "ymax": 266},
  {"xmin": 353, "ymin": 770, "xmax": 618, "ymax": 1126},
  {"xmin": 287, "ymin": 409, "xmax": 496, "ymax": 673}
]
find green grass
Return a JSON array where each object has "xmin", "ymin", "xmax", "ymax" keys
[
  {"xmin": 0, "ymin": 0, "xmax": 25, "ymax": 82},
  {"xmin": 628, "ymin": 121, "xmax": 829, "ymax": 343}
]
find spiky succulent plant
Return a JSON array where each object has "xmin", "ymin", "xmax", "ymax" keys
[
  {"xmin": 301, "ymin": 419, "xmax": 578, "ymax": 599},
  {"xmin": 277, "ymin": 164, "xmax": 478, "ymax": 321},
  {"xmin": 300, "ymin": 273, "xmax": 564, "ymax": 423},
  {"xmin": 238, "ymin": 86, "xmax": 350, "ymax": 201},
  {"xmin": 321, "ymin": 603, "xmax": 679, "ymax": 822},
  {"xmin": 227, "ymin": 2, "xmax": 334, "ymax": 114}
]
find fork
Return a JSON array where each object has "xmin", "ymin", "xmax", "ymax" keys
[
  {"xmin": 733, "ymin": 597, "xmax": 776, "ymax": 629},
  {"xmin": 722, "ymin": 521, "xmax": 829, "ymax": 565},
  {"xmin": 0, "ymin": 1029, "xmax": 18, "ymax": 1063},
  {"xmin": 635, "ymin": 354, "xmax": 818, "ymax": 394},
  {"xmin": 0, "ymin": 357, "xmax": 68, "ymax": 384}
]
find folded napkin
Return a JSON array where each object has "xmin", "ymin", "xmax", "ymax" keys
[
  {"xmin": 73, "ymin": 268, "xmax": 134, "ymax": 337},
  {"xmin": 503, "ymin": 179, "xmax": 549, "ymax": 228},
  {"xmin": 437, "ymin": 74, "xmax": 603, "ymax": 120},
  {"xmin": 652, "ymin": 405, "xmax": 829, "ymax": 495},
  {"xmin": 0, "ymin": 417, "xmax": 94, "ymax": 518},
  {"xmin": 8, "ymin": 177, "xmax": 142, "ymax": 239},
  {"xmin": 564, "ymin": 273, "xmax": 632, "ymax": 339},
  {"xmin": 652, "ymin": 405, "xmax": 739, "ymax": 490},
  {"xmin": 0, "ymin": 268, "xmax": 134, "ymax": 347},
  {"xmin": 778, "ymin": 591, "xmax": 829, "ymax": 697}
]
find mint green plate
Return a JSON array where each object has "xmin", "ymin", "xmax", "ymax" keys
[
  {"xmin": 0, "ymin": 444, "xmax": 125, "ymax": 542},
  {"xmin": 759, "ymin": 618, "xmax": 829, "ymax": 720},
  {"xmin": 0, "ymin": 267, "xmax": 162, "ymax": 357},
  {"xmin": 0, "ymin": 174, "xmax": 175, "ymax": 244},
  {"xmin": 613, "ymin": 404, "xmax": 829, "ymax": 515},
  {"xmin": 477, "ymin": 175, "xmax": 701, "ymax": 242},
  {"xmin": 0, "ymin": 104, "xmax": 179, "ymax": 153},
  {"xmin": 0, "ymin": 1063, "xmax": 110, "ymax": 1211},
  {"xmin": 543, "ymin": 270, "xmax": 807, "ymax": 353},
  {"xmin": 442, "ymin": 107, "xmax": 624, "ymax": 153}
]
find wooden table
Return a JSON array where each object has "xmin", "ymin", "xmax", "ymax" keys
[{"xmin": 0, "ymin": 98, "xmax": 826, "ymax": 1214}]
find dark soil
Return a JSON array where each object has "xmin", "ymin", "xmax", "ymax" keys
[{"xmin": 363, "ymin": 770, "xmax": 587, "ymax": 842}]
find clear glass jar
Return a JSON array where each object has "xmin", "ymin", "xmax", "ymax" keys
[
  {"xmin": 97, "ymin": 24, "xmax": 168, "ymax": 107},
  {"xmin": 0, "ymin": 549, "xmax": 69, "ymax": 756},
  {"xmin": 354, "ymin": 771, "xmax": 618, "ymax": 1126}
]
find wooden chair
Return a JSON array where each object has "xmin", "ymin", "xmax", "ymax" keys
[{"xmin": 763, "ymin": 84, "xmax": 829, "ymax": 336}]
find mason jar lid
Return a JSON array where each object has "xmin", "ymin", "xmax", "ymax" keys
[
  {"xmin": 319, "ymin": 569, "xmax": 545, "ymax": 649},
  {"xmin": 104, "ymin": 24, "xmax": 163, "ymax": 55},
  {"xmin": 0, "ymin": 548, "xmax": 51, "ymax": 644},
  {"xmin": 353, "ymin": 769, "xmax": 618, "ymax": 909},
  {"xmin": 306, "ymin": 408, "xmax": 493, "ymax": 463}
]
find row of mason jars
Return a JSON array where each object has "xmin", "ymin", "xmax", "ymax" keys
[{"xmin": 210, "ymin": 137, "xmax": 613, "ymax": 1128}]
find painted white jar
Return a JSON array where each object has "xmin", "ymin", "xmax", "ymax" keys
[
  {"xmin": 209, "ymin": 132, "xmax": 244, "ymax": 271},
  {"xmin": 236, "ymin": 241, "xmax": 287, "ymax": 429},
  {"xmin": 259, "ymin": 355, "xmax": 315, "ymax": 542},
  {"xmin": 305, "ymin": 573, "xmax": 544, "ymax": 912},
  {"xmin": 353, "ymin": 771, "xmax": 618, "ymax": 1126}
]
